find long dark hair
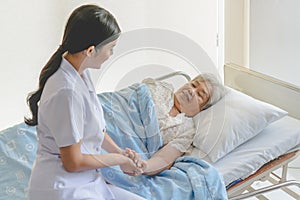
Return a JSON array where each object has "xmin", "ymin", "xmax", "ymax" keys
[{"xmin": 25, "ymin": 4, "xmax": 121, "ymax": 126}]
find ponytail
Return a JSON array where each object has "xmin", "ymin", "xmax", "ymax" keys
[
  {"xmin": 25, "ymin": 45, "xmax": 66, "ymax": 126},
  {"xmin": 25, "ymin": 4, "xmax": 121, "ymax": 126}
]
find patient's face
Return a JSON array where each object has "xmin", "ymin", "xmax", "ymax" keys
[{"xmin": 174, "ymin": 80, "xmax": 212, "ymax": 117}]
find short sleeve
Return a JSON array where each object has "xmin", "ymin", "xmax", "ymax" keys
[
  {"xmin": 43, "ymin": 89, "xmax": 84, "ymax": 147},
  {"xmin": 162, "ymin": 117, "xmax": 195, "ymax": 153}
]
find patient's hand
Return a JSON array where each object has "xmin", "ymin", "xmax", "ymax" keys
[
  {"xmin": 119, "ymin": 155, "xmax": 144, "ymax": 176},
  {"xmin": 123, "ymin": 148, "xmax": 147, "ymax": 173}
]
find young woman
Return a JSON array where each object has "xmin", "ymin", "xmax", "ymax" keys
[{"xmin": 25, "ymin": 4, "xmax": 145, "ymax": 200}]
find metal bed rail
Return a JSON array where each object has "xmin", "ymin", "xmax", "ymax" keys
[
  {"xmin": 229, "ymin": 180, "xmax": 300, "ymax": 200},
  {"xmin": 154, "ymin": 71, "xmax": 191, "ymax": 82},
  {"xmin": 227, "ymin": 150, "xmax": 299, "ymax": 198},
  {"xmin": 226, "ymin": 152, "xmax": 300, "ymax": 199}
]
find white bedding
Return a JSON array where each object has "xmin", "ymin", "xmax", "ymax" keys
[{"xmin": 212, "ymin": 116, "xmax": 300, "ymax": 186}]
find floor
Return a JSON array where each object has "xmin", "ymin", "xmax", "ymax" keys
[{"xmin": 241, "ymin": 156, "xmax": 300, "ymax": 200}]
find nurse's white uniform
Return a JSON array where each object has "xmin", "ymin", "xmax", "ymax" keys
[{"xmin": 28, "ymin": 58, "xmax": 145, "ymax": 200}]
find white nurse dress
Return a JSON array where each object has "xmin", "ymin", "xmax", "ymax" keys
[{"xmin": 28, "ymin": 58, "xmax": 144, "ymax": 200}]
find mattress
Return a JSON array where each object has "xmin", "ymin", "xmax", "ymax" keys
[{"xmin": 212, "ymin": 116, "xmax": 300, "ymax": 186}]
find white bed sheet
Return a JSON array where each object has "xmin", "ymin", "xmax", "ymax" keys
[{"xmin": 212, "ymin": 116, "xmax": 300, "ymax": 186}]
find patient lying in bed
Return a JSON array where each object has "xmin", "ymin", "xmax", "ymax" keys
[
  {"xmin": 141, "ymin": 73, "xmax": 227, "ymax": 175},
  {"xmin": 97, "ymin": 73, "xmax": 228, "ymax": 199}
]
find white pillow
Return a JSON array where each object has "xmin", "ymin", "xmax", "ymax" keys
[{"xmin": 191, "ymin": 87, "xmax": 288, "ymax": 163}]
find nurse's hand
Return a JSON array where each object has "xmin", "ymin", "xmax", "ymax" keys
[
  {"xmin": 123, "ymin": 148, "xmax": 146, "ymax": 170},
  {"xmin": 120, "ymin": 155, "xmax": 144, "ymax": 176}
]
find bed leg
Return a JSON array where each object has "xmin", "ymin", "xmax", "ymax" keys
[
  {"xmin": 266, "ymin": 164, "xmax": 300, "ymax": 199},
  {"xmin": 268, "ymin": 175, "xmax": 300, "ymax": 199},
  {"xmin": 280, "ymin": 164, "xmax": 288, "ymax": 182},
  {"xmin": 229, "ymin": 180, "xmax": 300, "ymax": 200},
  {"xmin": 246, "ymin": 186, "xmax": 268, "ymax": 200}
]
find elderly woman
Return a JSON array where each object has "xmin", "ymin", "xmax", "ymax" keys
[{"xmin": 140, "ymin": 73, "xmax": 227, "ymax": 175}]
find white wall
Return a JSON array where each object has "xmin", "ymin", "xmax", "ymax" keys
[
  {"xmin": 68, "ymin": 0, "xmax": 222, "ymax": 92},
  {"xmin": 225, "ymin": 0, "xmax": 300, "ymax": 88},
  {"xmin": 225, "ymin": 0, "xmax": 246, "ymax": 66},
  {"xmin": 0, "ymin": 0, "xmax": 65, "ymax": 130},
  {"xmin": 66, "ymin": 0, "xmax": 219, "ymax": 64},
  {"xmin": 0, "ymin": 0, "xmax": 222, "ymax": 130},
  {"xmin": 250, "ymin": 0, "xmax": 300, "ymax": 87}
]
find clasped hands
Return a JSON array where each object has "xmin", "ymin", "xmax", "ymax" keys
[{"xmin": 120, "ymin": 148, "xmax": 147, "ymax": 176}]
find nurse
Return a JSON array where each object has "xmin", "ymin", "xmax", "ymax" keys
[{"xmin": 25, "ymin": 4, "xmax": 146, "ymax": 200}]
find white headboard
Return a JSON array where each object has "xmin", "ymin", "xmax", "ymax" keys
[{"xmin": 224, "ymin": 63, "xmax": 300, "ymax": 120}]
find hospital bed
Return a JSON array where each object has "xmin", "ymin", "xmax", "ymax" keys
[
  {"xmin": 0, "ymin": 64, "xmax": 300, "ymax": 199},
  {"xmin": 151, "ymin": 64, "xmax": 300, "ymax": 199},
  {"xmin": 223, "ymin": 63, "xmax": 300, "ymax": 199},
  {"xmin": 147, "ymin": 64, "xmax": 300, "ymax": 199}
]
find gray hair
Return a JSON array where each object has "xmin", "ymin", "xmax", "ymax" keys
[{"xmin": 192, "ymin": 73, "xmax": 227, "ymax": 110}]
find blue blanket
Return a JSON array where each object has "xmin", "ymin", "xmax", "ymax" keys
[
  {"xmin": 0, "ymin": 123, "xmax": 37, "ymax": 200},
  {"xmin": 98, "ymin": 83, "xmax": 228, "ymax": 200},
  {"xmin": 0, "ymin": 83, "xmax": 227, "ymax": 200}
]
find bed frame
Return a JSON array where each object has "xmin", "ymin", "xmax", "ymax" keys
[
  {"xmin": 228, "ymin": 150, "xmax": 300, "ymax": 199},
  {"xmin": 155, "ymin": 66, "xmax": 300, "ymax": 199},
  {"xmin": 224, "ymin": 63, "xmax": 300, "ymax": 120},
  {"xmin": 224, "ymin": 63, "xmax": 300, "ymax": 199}
]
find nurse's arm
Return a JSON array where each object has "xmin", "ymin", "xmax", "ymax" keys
[
  {"xmin": 102, "ymin": 132, "xmax": 145, "ymax": 169},
  {"xmin": 102, "ymin": 132, "xmax": 123, "ymax": 154},
  {"xmin": 59, "ymin": 140, "xmax": 141, "ymax": 174}
]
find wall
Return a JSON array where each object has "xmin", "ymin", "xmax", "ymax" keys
[
  {"xmin": 0, "ymin": 0, "xmax": 221, "ymax": 130},
  {"xmin": 249, "ymin": 0, "xmax": 300, "ymax": 87},
  {"xmin": 66, "ymin": 0, "xmax": 221, "ymax": 92},
  {"xmin": 225, "ymin": 0, "xmax": 300, "ymax": 88},
  {"xmin": 66, "ymin": 0, "xmax": 219, "ymax": 65},
  {"xmin": 224, "ymin": 0, "xmax": 246, "ymax": 66},
  {"xmin": 0, "ymin": 0, "xmax": 65, "ymax": 130}
]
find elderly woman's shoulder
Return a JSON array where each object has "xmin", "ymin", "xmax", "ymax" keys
[{"xmin": 142, "ymin": 78, "xmax": 174, "ymax": 90}]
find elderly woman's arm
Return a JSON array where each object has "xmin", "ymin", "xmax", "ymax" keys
[{"xmin": 143, "ymin": 143, "xmax": 183, "ymax": 176}]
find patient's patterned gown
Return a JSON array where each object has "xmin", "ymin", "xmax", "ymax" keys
[{"xmin": 142, "ymin": 78, "xmax": 195, "ymax": 153}]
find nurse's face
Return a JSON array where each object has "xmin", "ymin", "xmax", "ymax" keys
[
  {"xmin": 174, "ymin": 80, "xmax": 212, "ymax": 117},
  {"xmin": 85, "ymin": 39, "xmax": 117, "ymax": 69}
]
